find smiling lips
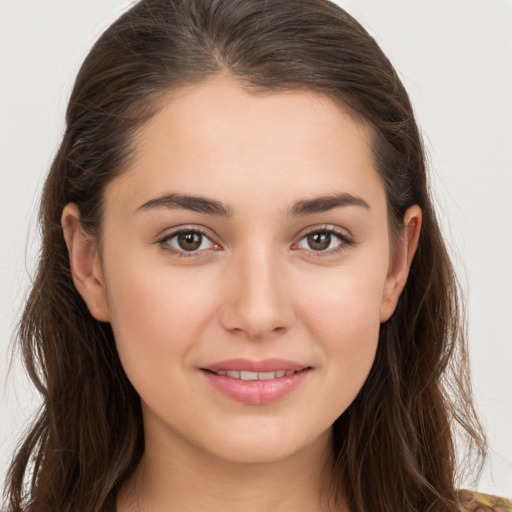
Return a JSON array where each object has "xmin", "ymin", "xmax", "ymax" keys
[
  {"xmin": 201, "ymin": 358, "xmax": 311, "ymax": 405},
  {"xmin": 211, "ymin": 369, "xmax": 297, "ymax": 380}
]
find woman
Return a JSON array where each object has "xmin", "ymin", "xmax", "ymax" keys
[{"xmin": 3, "ymin": 0, "xmax": 511, "ymax": 511}]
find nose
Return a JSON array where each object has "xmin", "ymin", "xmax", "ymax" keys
[{"xmin": 219, "ymin": 247, "xmax": 295, "ymax": 340}]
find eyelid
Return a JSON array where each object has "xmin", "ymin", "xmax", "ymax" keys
[
  {"xmin": 155, "ymin": 223, "xmax": 354, "ymax": 258},
  {"xmin": 292, "ymin": 224, "xmax": 354, "ymax": 256},
  {"xmin": 157, "ymin": 225, "xmax": 221, "ymax": 257}
]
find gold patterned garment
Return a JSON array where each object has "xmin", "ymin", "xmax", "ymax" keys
[{"xmin": 458, "ymin": 490, "xmax": 512, "ymax": 511}]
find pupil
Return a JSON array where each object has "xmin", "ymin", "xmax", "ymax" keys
[
  {"xmin": 178, "ymin": 232, "xmax": 202, "ymax": 251},
  {"xmin": 308, "ymin": 232, "xmax": 330, "ymax": 251}
]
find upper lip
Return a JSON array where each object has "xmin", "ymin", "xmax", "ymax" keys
[{"xmin": 201, "ymin": 358, "xmax": 309, "ymax": 373}]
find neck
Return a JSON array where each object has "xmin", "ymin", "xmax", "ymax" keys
[{"xmin": 118, "ymin": 422, "xmax": 342, "ymax": 512}]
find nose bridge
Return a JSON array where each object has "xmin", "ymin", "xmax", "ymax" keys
[{"xmin": 220, "ymin": 242, "xmax": 294, "ymax": 339}]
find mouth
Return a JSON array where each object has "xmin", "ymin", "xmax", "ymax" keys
[
  {"xmin": 200, "ymin": 359, "xmax": 311, "ymax": 405},
  {"xmin": 204, "ymin": 369, "xmax": 304, "ymax": 380},
  {"xmin": 201, "ymin": 358, "xmax": 309, "ymax": 374}
]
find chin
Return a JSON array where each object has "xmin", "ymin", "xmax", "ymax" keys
[
  {"xmin": 198, "ymin": 421, "xmax": 332, "ymax": 466},
  {"xmin": 210, "ymin": 443, "xmax": 305, "ymax": 465}
]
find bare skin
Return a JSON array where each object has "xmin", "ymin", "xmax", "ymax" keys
[
  {"xmin": 62, "ymin": 75, "xmax": 421, "ymax": 512},
  {"xmin": 119, "ymin": 426, "xmax": 334, "ymax": 512}
]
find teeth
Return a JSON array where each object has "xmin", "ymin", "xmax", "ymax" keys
[
  {"xmin": 240, "ymin": 371, "xmax": 258, "ymax": 381},
  {"xmin": 258, "ymin": 371, "xmax": 277, "ymax": 380},
  {"xmin": 214, "ymin": 369, "xmax": 298, "ymax": 380}
]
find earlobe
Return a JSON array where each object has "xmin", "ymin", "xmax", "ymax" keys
[
  {"xmin": 61, "ymin": 203, "xmax": 110, "ymax": 322},
  {"xmin": 380, "ymin": 205, "xmax": 422, "ymax": 323}
]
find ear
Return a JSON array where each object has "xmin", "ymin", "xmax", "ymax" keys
[
  {"xmin": 61, "ymin": 203, "xmax": 110, "ymax": 322},
  {"xmin": 380, "ymin": 205, "xmax": 422, "ymax": 323}
]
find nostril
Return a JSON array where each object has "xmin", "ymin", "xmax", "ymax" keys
[{"xmin": 218, "ymin": 279, "xmax": 296, "ymax": 338}]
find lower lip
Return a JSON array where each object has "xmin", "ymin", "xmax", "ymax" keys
[{"xmin": 201, "ymin": 369, "xmax": 310, "ymax": 405}]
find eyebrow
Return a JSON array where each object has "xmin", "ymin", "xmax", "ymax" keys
[
  {"xmin": 137, "ymin": 193, "xmax": 233, "ymax": 217},
  {"xmin": 137, "ymin": 191, "xmax": 370, "ymax": 217},
  {"xmin": 286, "ymin": 192, "xmax": 370, "ymax": 216}
]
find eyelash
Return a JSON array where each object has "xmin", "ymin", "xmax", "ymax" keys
[
  {"xmin": 158, "ymin": 227, "xmax": 218, "ymax": 258},
  {"xmin": 157, "ymin": 225, "xmax": 354, "ymax": 258},
  {"xmin": 295, "ymin": 226, "xmax": 354, "ymax": 258}
]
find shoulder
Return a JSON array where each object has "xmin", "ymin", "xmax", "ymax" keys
[{"xmin": 457, "ymin": 489, "xmax": 512, "ymax": 512}]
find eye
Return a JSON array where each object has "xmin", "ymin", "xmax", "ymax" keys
[
  {"xmin": 160, "ymin": 229, "xmax": 217, "ymax": 255},
  {"xmin": 296, "ymin": 228, "xmax": 352, "ymax": 254}
]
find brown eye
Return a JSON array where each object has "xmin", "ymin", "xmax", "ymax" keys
[
  {"xmin": 177, "ymin": 231, "xmax": 203, "ymax": 251},
  {"xmin": 162, "ymin": 229, "xmax": 216, "ymax": 254},
  {"xmin": 306, "ymin": 232, "xmax": 332, "ymax": 251},
  {"xmin": 296, "ymin": 229, "xmax": 350, "ymax": 254}
]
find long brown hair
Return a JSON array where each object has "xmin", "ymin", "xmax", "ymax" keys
[{"xmin": 4, "ymin": 1, "xmax": 486, "ymax": 511}]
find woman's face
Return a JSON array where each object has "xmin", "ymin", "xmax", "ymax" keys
[{"xmin": 73, "ymin": 76, "xmax": 416, "ymax": 464}]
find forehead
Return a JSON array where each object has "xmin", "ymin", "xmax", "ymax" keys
[{"xmin": 105, "ymin": 75, "xmax": 384, "ymax": 217}]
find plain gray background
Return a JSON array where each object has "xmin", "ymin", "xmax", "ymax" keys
[{"xmin": 1, "ymin": 0, "xmax": 511, "ymax": 497}]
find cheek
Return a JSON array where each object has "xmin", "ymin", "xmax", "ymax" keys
[
  {"xmin": 103, "ymin": 256, "xmax": 219, "ymax": 384},
  {"xmin": 298, "ymin": 261, "xmax": 386, "ymax": 343},
  {"xmin": 313, "ymin": 284, "xmax": 381, "ymax": 370},
  {"xmin": 295, "ymin": 265, "xmax": 386, "ymax": 409}
]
